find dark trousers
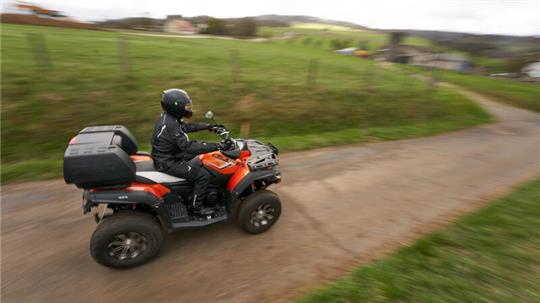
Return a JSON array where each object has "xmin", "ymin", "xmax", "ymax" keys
[{"xmin": 163, "ymin": 160, "xmax": 210, "ymax": 207}]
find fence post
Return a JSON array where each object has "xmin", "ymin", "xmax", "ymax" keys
[
  {"xmin": 230, "ymin": 49, "xmax": 241, "ymax": 83},
  {"xmin": 427, "ymin": 66, "xmax": 437, "ymax": 91},
  {"xmin": 306, "ymin": 58, "xmax": 319, "ymax": 87},
  {"xmin": 118, "ymin": 36, "xmax": 132, "ymax": 78},
  {"xmin": 26, "ymin": 33, "xmax": 52, "ymax": 70}
]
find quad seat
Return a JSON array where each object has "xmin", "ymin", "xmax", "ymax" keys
[{"xmin": 134, "ymin": 160, "xmax": 186, "ymax": 184}]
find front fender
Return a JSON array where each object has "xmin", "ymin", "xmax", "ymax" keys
[{"xmin": 230, "ymin": 169, "xmax": 281, "ymax": 198}]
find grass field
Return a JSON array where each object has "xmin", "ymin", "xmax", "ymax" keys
[
  {"xmin": 399, "ymin": 65, "xmax": 540, "ymax": 113},
  {"xmin": 438, "ymin": 71, "xmax": 540, "ymax": 113},
  {"xmin": 1, "ymin": 24, "xmax": 490, "ymax": 183},
  {"xmin": 297, "ymin": 177, "xmax": 540, "ymax": 303},
  {"xmin": 260, "ymin": 26, "xmax": 430, "ymax": 52}
]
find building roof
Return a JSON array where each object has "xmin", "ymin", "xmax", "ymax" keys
[
  {"xmin": 522, "ymin": 62, "xmax": 540, "ymax": 78},
  {"xmin": 164, "ymin": 19, "xmax": 197, "ymax": 33},
  {"xmin": 334, "ymin": 47, "xmax": 357, "ymax": 54}
]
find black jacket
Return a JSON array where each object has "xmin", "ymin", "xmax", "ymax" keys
[{"xmin": 151, "ymin": 112, "xmax": 219, "ymax": 170}]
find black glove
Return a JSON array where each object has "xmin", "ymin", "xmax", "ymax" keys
[
  {"xmin": 219, "ymin": 139, "xmax": 234, "ymax": 151},
  {"xmin": 208, "ymin": 124, "xmax": 225, "ymax": 133}
]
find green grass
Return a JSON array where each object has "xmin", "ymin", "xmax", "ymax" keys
[
  {"xmin": 296, "ymin": 177, "xmax": 540, "ymax": 303},
  {"xmin": 399, "ymin": 65, "xmax": 540, "ymax": 113},
  {"xmin": 438, "ymin": 71, "xmax": 540, "ymax": 113},
  {"xmin": 1, "ymin": 24, "xmax": 490, "ymax": 183},
  {"xmin": 260, "ymin": 26, "xmax": 432, "ymax": 52}
]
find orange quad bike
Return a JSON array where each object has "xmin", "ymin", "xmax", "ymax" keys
[{"xmin": 63, "ymin": 115, "xmax": 281, "ymax": 268}]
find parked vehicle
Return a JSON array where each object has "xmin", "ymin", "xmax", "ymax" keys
[{"xmin": 63, "ymin": 114, "xmax": 282, "ymax": 268}]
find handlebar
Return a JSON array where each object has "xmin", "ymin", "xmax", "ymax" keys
[
  {"xmin": 216, "ymin": 127, "xmax": 230, "ymax": 140},
  {"xmin": 216, "ymin": 127, "xmax": 237, "ymax": 150}
]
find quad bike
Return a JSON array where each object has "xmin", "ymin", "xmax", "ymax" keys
[{"xmin": 63, "ymin": 113, "xmax": 282, "ymax": 268}]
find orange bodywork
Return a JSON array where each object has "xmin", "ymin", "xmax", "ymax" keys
[
  {"xmin": 199, "ymin": 151, "xmax": 240, "ymax": 175},
  {"xmin": 199, "ymin": 150, "xmax": 252, "ymax": 191},
  {"xmin": 227, "ymin": 162, "xmax": 250, "ymax": 191},
  {"xmin": 125, "ymin": 149, "xmax": 253, "ymax": 196},
  {"xmin": 130, "ymin": 155, "xmax": 153, "ymax": 162},
  {"xmin": 125, "ymin": 182, "xmax": 171, "ymax": 198}
]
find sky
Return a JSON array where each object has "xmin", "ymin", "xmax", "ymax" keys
[{"xmin": 2, "ymin": 0, "xmax": 539, "ymax": 36}]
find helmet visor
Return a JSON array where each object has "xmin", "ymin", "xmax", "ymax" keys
[{"xmin": 184, "ymin": 101, "xmax": 193, "ymax": 112}]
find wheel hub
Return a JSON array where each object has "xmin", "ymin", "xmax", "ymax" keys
[
  {"xmin": 107, "ymin": 232, "xmax": 148, "ymax": 261},
  {"xmin": 250, "ymin": 203, "xmax": 275, "ymax": 228}
]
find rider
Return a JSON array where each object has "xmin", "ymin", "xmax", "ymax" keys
[{"xmin": 151, "ymin": 88, "xmax": 223, "ymax": 215}]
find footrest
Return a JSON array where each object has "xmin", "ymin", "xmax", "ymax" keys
[{"xmin": 171, "ymin": 213, "xmax": 228, "ymax": 229}]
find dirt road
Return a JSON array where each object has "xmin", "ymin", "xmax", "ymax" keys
[{"xmin": 2, "ymin": 86, "xmax": 539, "ymax": 303}]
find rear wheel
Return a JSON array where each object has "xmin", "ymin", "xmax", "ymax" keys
[
  {"xmin": 238, "ymin": 190, "xmax": 281, "ymax": 234},
  {"xmin": 90, "ymin": 211, "xmax": 163, "ymax": 268}
]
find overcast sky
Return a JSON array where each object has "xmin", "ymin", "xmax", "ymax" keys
[{"xmin": 2, "ymin": 0, "xmax": 539, "ymax": 36}]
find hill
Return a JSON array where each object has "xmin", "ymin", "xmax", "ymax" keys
[
  {"xmin": 1, "ymin": 24, "xmax": 491, "ymax": 183},
  {"xmin": 252, "ymin": 14, "xmax": 369, "ymax": 29},
  {"xmin": 399, "ymin": 29, "xmax": 540, "ymax": 71},
  {"xmin": 95, "ymin": 14, "xmax": 369, "ymax": 31}
]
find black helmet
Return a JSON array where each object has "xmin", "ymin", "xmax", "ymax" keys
[{"xmin": 161, "ymin": 88, "xmax": 193, "ymax": 119}]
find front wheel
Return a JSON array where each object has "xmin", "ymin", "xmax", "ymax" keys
[
  {"xmin": 238, "ymin": 190, "xmax": 282, "ymax": 234},
  {"xmin": 90, "ymin": 211, "xmax": 164, "ymax": 268}
]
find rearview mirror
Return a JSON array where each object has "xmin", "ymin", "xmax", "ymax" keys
[{"xmin": 204, "ymin": 111, "xmax": 214, "ymax": 120}]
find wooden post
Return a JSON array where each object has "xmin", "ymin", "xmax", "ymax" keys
[
  {"xmin": 230, "ymin": 49, "xmax": 241, "ymax": 83},
  {"xmin": 236, "ymin": 94, "xmax": 256, "ymax": 137},
  {"xmin": 118, "ymin": 36, "xmax": 131, "ymax": 77},
  {"xmin": 239, "ymin": 121, "xmax": 251, "ymax": 138},
  {"xmin": 306, "ymin": 58, "xmax": 319, "ymax": 87},
  {"xmin": 427, "ymin": 66, "xmax": 437, "ymax": 91},
  {"xmin": 26, "ymin": 33, "xmax": 52, "ymax": 70}
]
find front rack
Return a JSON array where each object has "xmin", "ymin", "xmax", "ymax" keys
[{"xmin": 246, "ymin": 140, "xmax": 279, "ymax": 170}]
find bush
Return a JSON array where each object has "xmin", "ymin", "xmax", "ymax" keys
[
  {"xmin": 231, "ymin": 17, "xmax": 257, "ymax": 37},
  {"xmin": 330, "ymin": 39, "xmax": 352, "ymax": 50},
  {"xmin": 206, "ymin": 18, "xmax": 228, "ymax": 35},
  {"xmin": 302, "ymin": 37, "xmax": 313, "ymax": 45}
]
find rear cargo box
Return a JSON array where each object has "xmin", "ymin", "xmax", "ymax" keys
[
  {"xmin": 79, "ymin": 125, "xmax": 138, "ymax": 155},
  {"xmin": 63, "ymin": 125, "xmax": 138, "ymax": 188}
]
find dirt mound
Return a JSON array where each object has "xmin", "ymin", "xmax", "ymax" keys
[{"xmin": 1, "ymin": 14, "xmax": 100, "ymax": 30}]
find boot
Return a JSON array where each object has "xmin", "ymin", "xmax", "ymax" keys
[{"xmin": 191, "ymin": 194, "xmax": 214, "ymax": 217}]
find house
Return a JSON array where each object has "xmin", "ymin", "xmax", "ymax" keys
[
  {"xmin": 417, "ymin": 53, "xmax": 470, "ymax": 72},
  {"xmin": 376, "ymin": 45, "xmax": 470, "ymax": 72},
  {"xmin": 334, "ymin": 47, "xmax": 357, "ymax": 55},
  {"xmin": 163, "ymin": 15, "xmax": 197, "ymax": 34},
  {"xmin": 333, "ymin": 48, "xmax": 373, "ymax": 59},
  {"xmin": 522, "ymin": 62, "xmax": 540, "ymax": 78}
]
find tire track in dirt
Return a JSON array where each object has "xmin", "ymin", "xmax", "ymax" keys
[{"xmin": 279, "ymin": 191, "xmax": 358, "ymax": 256}]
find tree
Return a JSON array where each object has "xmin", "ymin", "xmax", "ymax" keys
[
  {"xmin": 231, "ymin": 17, "xmax": 257, "ymax": 37},
  {"xmin": 358, "ymin": 40, "xmax": 369, "ymax": 51},
  {"xmin": 206, "ymin": 18, "xmax": 228, "ymax": 35},
  {"xmin": 330, "ymin": 39, "xmax": 352, "ymax": 50},
  {"xmin": 390, "ymin": 32, "xmax": 406, "ymax": 46}
]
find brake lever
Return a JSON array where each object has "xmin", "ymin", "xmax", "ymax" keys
[{"xmin": 217, "ymin": 128, "xmax": 230, "ymax": 140}]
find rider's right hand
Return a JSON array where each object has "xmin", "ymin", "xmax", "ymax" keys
[{"xmin": 219, "ymin": 139, "xmax": 234, "ymax": 151}]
